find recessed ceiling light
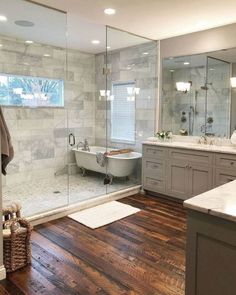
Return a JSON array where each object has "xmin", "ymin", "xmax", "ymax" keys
[
  {"xmin": 143, "ymin": 52, "xmax": 149, "ymax": 55},
  {"xmin": 15, "ymin": 20, "xmax": 34, "ymax": 27},
  {"xmin": 107, "ymin": 46, "xmax": 111, "ymax": 49},
  {"xmin": 25, "ymin": 40, "xmax": 34, "ymax": 44},
  {"xmin": 0, "ymin": 15, "xmax": 7, "ymax": 22},
  {"xmin": 92, "ymin": 40, "xmax": 100, "ymax": 45},
  {"xmin": 43, "ymin": 54, "xmax": 50, "ymax": 57},
  {"xmin": 209, "ymin": 68, "xmax": 215, "ymax": 71},
  {"xmin": 170, "ymin": 70, "xmax": 175, "ymax": 72},
  {"xmin": 184, "ymin": 62, "xmax": 190, "ymax": 65},
  {"xmin": 0, "ymin": 44, "xmax": 3, "ymax": 47},
  {"xmin": 104, "ymin": 8, "xmax": 116, "ymax": 15}
]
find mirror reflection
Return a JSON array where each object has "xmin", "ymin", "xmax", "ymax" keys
[{"xmin": 161, "ymin": 48, "xmax": 236, "ymax": 138}]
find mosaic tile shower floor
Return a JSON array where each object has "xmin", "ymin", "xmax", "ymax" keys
[{"xmin": 2, "ymin": 173, "xmax": 138, "ymax": 217}]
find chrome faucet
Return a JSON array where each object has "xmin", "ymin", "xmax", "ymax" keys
[
  {"xmin": 198, "ymin": 135, "xmax": 208, "ymax": 145},
  {"xmin": 77, "ymin": 139, "xmax": 90, "ymax": 151},
  {"xmin": 198, "ymin": 135, "xmax": 215, "ymax": 145}
]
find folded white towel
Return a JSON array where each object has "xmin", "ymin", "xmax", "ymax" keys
[{"xmin": 96, "ymin": 152, "xmax": 107, "ymax": 167}]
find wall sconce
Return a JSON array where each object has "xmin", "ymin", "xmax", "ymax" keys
[
  {"xmin": 230, "ymin": 77, "xmax": 236, "ymax": 88},
  {"xmin": 99, "ymin": 90, "xmax": 114, "ymax": 101},
  {"xmin": 127, "ymin": 87, "xmax": 140, "ymax": 95},
  {"xmin": 176, "ymin": 81, "xmax": 192, "ymax": 93}
]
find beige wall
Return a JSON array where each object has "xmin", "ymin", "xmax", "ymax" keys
[{"xmin": 160, "ymin": 23, "xmax": 236, "ymax": 58}]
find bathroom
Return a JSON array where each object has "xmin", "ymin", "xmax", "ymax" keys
[
  {"xmin": 0, "ymin": 0, "xmax": 157, "ymax": 218},
  {"xmin": 1, "ymin": 0, "xmax": 236, "ymax": 293}
]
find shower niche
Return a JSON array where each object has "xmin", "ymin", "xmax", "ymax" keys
[{"xmin": 161, "ymin": 51, "xmax": 233, "ymax": 137}]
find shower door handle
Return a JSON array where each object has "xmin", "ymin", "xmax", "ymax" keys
[{"xmin": 68, "ymin": 133, "xmax": 75, "ymax": 146}]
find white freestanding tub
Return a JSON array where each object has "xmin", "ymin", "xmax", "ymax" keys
[{"xmin": 72, "ymin": 146, "xmax": 142, "ymax": 178}]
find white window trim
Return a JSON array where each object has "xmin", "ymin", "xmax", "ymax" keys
[{"xmin": 0, "ymin": 72, "xmax": 64, "ymax": 108}]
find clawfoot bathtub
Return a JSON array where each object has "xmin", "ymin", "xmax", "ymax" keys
[{"xmin": 72, "ymin": 146, "xmax": 142, "ymax": 181}]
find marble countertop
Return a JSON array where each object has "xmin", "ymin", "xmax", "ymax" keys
[
  {"xmin": 143, "ymin": 140, "xmax": 236, "ymax": 155},
  {"xmin": 184, "ymin": 180, "xmax": 236, "ymax": 222}
]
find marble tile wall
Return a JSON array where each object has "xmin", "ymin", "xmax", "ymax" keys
[
  {"xmin": 162, "ymin": 63, "xmax": 230, "ymax": 137},
  {"xmin": 1, "ymin": 35, "xmax": 96, "ymax": 186},
  {"xmin": 95, "ymin": 42, "xmax": 158, "ymax": 153}
]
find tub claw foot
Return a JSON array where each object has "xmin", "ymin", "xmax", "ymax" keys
[
  {"xmin": 109, "ymin": 174, "xmax": 114, "ymax": 185},
  {"xmin": 80, "ymin": 167, "xmax": 86, "ymax": 177}
]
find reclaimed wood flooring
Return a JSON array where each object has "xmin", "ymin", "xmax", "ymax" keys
[{"xmin": 0, "ymin": 194, "xmax": 186, "ymax": 295}]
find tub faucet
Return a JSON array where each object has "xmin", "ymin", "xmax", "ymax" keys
[{"xmin": 77, "ymin": 139, "xmax": 90, "ymax": 151}]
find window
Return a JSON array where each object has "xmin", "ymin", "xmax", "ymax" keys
[
  {"xmin": 111, "ymin": 82, "xmax": 136, "ymax": 143},
  {"xmin": 0, "ymin": 73, "xmax": 64, "ymax": 107}
]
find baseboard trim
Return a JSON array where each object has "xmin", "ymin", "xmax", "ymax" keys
[
  {"xmin": 28, "ymin": 185, "xmax": 141, "ymax": 226},
  {"xmin": 0, "ymin": 265, "xmax": 6, "ymax": 280}
]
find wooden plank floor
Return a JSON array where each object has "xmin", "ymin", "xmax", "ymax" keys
[{"xmin": 0, "ymin": 194, "xmax": 186, "ymax": 295}]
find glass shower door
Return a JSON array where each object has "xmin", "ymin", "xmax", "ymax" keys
[
  {"xmin": 205, "ymin": 56, "xmax": 231, "ymax": 137},
  {"xmin": 67, "ymin": 26, "xmax": 108, "ymax": 204},
  {"xmin": 1, "ymin": 0, "xmax": 69, "ymax": 217},
  {"xmin": 105, "ymin": 26, "xmax": 158, "ymax": 195}
]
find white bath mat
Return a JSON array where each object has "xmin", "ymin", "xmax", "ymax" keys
[{"xmin": 68, "ymin": 201, "xmax": 140, "ymax": 229}]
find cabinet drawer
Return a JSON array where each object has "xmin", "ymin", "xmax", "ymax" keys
[
  {"xmin": 169, "ymin": 148, "xmax": 213, "ymax": 165},
  {"xmin": 215, "ymin": 153, "xmax": 236, "ymax": 169},
  {"xmin": 143, "ymin": 177, "xmax": 165, "ymax": 192},
  {"xmin": 143, "ymin": 145, "xmax": 166, "ymax": 159},
  {"xmin": 143, "ymin": 159, "xmax": 165, "ymax": 179},
  {"xmin": 215, "ymin": 168, "xmax": 236, "ymax": 187}
]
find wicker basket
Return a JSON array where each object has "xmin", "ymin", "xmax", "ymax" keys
[{"xmin": 3, "ymin": 202, "xmax": 33, "ymax": 273}]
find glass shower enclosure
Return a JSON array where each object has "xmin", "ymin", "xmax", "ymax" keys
[{"xmin": 1, "ymin": 0, "xmax": 158, "ymax": 218}]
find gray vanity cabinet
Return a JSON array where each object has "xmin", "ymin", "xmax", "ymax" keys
[
  {"xmin": 188, "ymin": 164, "xmax": 213, "ymax": 197},
  {"xmin": 142, "ymin": 143, "xmax": 236, "ymax": 200},
  {"xmin": 214, "ymin": 153, "xmax": 236, "ymax": 187},
  {"xmin": 166, "ymin": 160, "xmax": 189, "ymax": 199},
  {"xmin": 142, "ymin": 144, "xmax": 213, "ymax": 200},
  {"xmin": 166, "ymin": 160, "xmax": 213, "ymax": 199}
]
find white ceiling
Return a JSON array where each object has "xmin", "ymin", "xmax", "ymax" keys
[
  {"xmin": 35, "ymin": 0, "xmax": 236, "ymax": 46},
  {"xmin": 1, "ymin": 0, "xmax": 236, "ymax": 53},
  {"xmin": 0, "ymin": 0, "xmax": 151, "ymax": 53}
]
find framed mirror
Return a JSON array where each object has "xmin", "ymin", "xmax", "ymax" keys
[{"xmin": 161, "ymin": 48, "xmax": 236, "ymax": 138}]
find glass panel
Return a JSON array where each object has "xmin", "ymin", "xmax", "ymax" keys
[
  {"xmin": 1, "ymin": 0, "xmax": 68, "ymax": 217},
  {"xmin": 106, "ymin": 26, "xmax": 158, "ymax": 194},
  {"xmin": 67, "ymin": 26, "xmax": 107, "ymax": 204},
  {"xmin": 206, "ymin": 56, "xmax": 231, "ymax": 137},
  {"xmin": 162, "ymin": 54, "xmax": 207, "ymax": 136}
]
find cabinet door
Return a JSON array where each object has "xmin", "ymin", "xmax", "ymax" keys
[
  {"xmin": 188, "ymin": 164, "xmax": 213, "ymax": 197},
  {"xmin": 166, "ymin": 160, "xmax": 189, "ymax": 200},
  {"xmin": 215, "ymin": 168, "xmax": 236, "ymax": 187}
]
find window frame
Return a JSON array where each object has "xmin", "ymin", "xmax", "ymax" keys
[
  {"xmin": 0, "ymin": 72, "xmax": 64, "ymax": 108},
  {"xmin": 110, "ymin": 81, "xmax": 136, "ymax": 144}
]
